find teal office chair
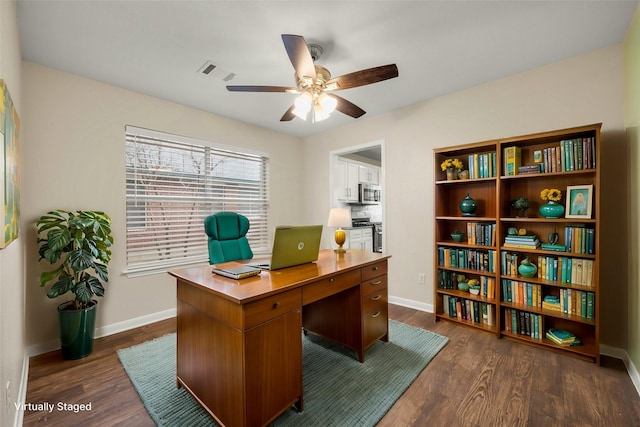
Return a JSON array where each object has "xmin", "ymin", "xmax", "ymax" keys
[{"xmin": 204, "ymin": 212, "xmax": 254, "ymax": 264}]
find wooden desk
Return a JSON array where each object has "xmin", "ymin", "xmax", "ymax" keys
[{"xmin": 169, "ymin": 249, "xmax": 391, "ymax": 427}]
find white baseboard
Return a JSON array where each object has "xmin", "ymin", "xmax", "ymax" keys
[
  {"xmin": 97, "ymin": 308, "xmax": 176, "ymax": 338},
  {"xmin": 13, "ymin": 353, "xmax": 29, "ymax": 427},
  {"xmin": 389, "ymin": 295, "xmax": 433, "ymax": 313},
  {"xmin": 26, "ymin": 308, "xmax": 177, "ymax": 358}
]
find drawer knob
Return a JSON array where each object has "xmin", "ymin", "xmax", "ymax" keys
[
  {"xmin": 273, "ymin": 302, "xmax": 280, "ymax": 309},
  {"xmin": 371, "ymin": 310, "xmax": 381, "ymax": 318},
  {"xmin": 328, "ymin": 278, "xmax": 334, "ymax": 283},
  {"xmin": 370, "ymin": 294, "xmax": 381, "ymax": 301},
  {"xmin": 371, "ymin": 280, "xmax": 382, "ymax": 285},
  {"xmin": 373, "ymin": 267, "xmax": 379, "ymax": 271}
]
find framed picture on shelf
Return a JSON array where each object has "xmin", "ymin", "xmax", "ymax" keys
[{"xmin": 565, "ymin": 185, "xmax": 593, "ymax": 218}]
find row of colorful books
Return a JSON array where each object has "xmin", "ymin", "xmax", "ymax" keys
[
  {"xmin": 503, "ymin": 137, "xmax": 596, "ymax": 176},
  {"xmin": 467, "ymin": 151, "xmax": 498, "ymax": 179},
  {"xmin": 501, "ymin": 279, "xmax": 542, "ymax": 308},
  {"xmin": 437, "ymin": 247, "xmax": 496, "ymax": 272},
  {"xmin": 557, "ymin": 137, "xmax": 596, "ymax": 172},
  {"xmin": 565, "ymin": 226, "xmax": 595, "ymax": 254},
  {"xmin": 554, "ymin": 288, "xmax": 595, "ymax": 319},
  {"xmin": 466, "ymin": 222, "xmax": 496, "ymax": 246},
  {"xmin": 536, "ymin": 256, "xmax": 594, "ymax": 287},
  {"xmin": 443, "ymin": 295, "xmax": 495, "ymax": 326},
  {"xmin": 504, "ymin": 308, "xmax": 543, "ymax": 339}
]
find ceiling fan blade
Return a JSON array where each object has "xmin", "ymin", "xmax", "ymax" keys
[
  {"xmin": 226, "ymin": 85, "xmax": 298, "ymax": 93},
  {"xmin": 333, "ymin": 95, "xmax": 366, "ymax": 118},
  {"xmin": 327, "ymin": 64, "xmax": 398, "ymax": 91},
  {"xmin": 280, "ymin": 105, "xmax": 296, "ymax": 121},
  {"xmin": 281, "ymin": 34, "xmax": 316, "ymax": 83}
]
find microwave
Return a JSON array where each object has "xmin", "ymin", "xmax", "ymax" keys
[{"xmin": 358, "ymin": 183, "xmax": 381, "ymax": 204}]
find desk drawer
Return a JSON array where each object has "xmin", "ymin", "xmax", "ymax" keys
[
  {"xmin": 302, "ymin": 269, "xmax": 361, "ymax": 305},
  {"xmin": 362, "ymin": 287, "xmax": 388, "ymax": 312},
  {"xmin": 244, "ymin": 289, "xmax": 302, "ymax": 329},
  {"xmin": 361, "ymin": 260, "xmax": 388, "ymax": 282},
  {"xmin": 363, "ymin": 302, "xmax": 388, "ymax": 347},
  {"xmin": 362, "ymin": 274, "xmax": 387, "ymax": 297}
]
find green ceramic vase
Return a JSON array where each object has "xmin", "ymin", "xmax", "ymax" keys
[
  {"xmin": 539, "ymin": 200, "xmax": 565, "ymax": 219},
  {"xmin": 459, "ymin": 193, "xmax": 478, "ymax": 217}
]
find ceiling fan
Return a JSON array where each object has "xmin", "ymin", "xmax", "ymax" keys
[{"xmin": 226, "ymin": 34, "xmax": 399, "ymax": 122}]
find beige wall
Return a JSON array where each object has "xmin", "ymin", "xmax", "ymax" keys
[
  {"xmin": 2, "ymin": 10, "xmax": 636, "ymax": 421},
  {"xmin": 21, "ymin": 62, "xmax": 306, "ymax": 349},
  {"xmin": 624, "ymin": 5, "xmax": 640, "ymax": 373},
  {"xmin": 0, "ymin": 1, "xmax": 24, "ymax": 425},
  {"xmin": 303, "ymin": 44, "xmax": 627, "ymax": 348}
]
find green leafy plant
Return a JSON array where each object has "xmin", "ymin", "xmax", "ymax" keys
[
  {"xmin": 511, "ymin": 196, "xmax": 529, "ymax": 211},
  {"xmin": 36, "ymin": 210, "xmax": 114, "ymax": 310}
]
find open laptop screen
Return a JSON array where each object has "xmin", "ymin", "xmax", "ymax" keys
[{"xmin": 248, "ymin": 225, "xmax": 323, "ymax": 270}]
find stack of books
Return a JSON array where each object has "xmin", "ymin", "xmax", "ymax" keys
[
  {"xmin": 517, "ymin": 164, "xmax": 542, "ymax": 175},
  {"xmin": 503, "ymin": 234, "xmax": 540, "ymax": 249},
  {"xmin": 546, "ymin": 328, "xmax": 581, "ymax": 346},
  {"xmin": 541, "ymin": 295, "xmax": 561, "ymax": 311}
]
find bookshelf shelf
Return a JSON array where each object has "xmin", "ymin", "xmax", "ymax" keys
[{"xmin": 434, "ymin": 123, "xmax": 601, "ymax": 363}]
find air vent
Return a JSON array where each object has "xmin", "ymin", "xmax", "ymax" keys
[{"xmin": 197, "ymin": 61, "xmax": 235, "ymax": 82}]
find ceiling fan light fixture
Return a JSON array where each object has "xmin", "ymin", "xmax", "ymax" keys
[
  {"xmin": 313, "ymin": 103, "xmax": 330, "ymax": 122},
  {"xmin": 318, "ymin": 93, "xmax": 337, "ymax": 114},
  {"xmin": 294, "ymin": 91, "xmax": 313, "ymax": 112}
]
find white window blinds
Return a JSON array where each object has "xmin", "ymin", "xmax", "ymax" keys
[{"xmin": 125, "ymin": 126, "xmax": 270, "ymax": 276}]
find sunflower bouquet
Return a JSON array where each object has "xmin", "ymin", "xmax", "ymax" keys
[
  {"xmin": 440, "ymin": 158, "xmax": 463, "ymax": 171},
  {"xmin": 540, "ymin": 188, "xmax": 562, "ymax": 202}
]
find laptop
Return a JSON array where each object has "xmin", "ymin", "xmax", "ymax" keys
[{"xmin": 248, "ymin": 225, "xmax": 323, "ymax": 270}]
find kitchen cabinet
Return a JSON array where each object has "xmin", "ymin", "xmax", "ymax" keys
[
  {"xmin": 359, "ymin": 165, "xmax": 380, "ymax": 185},
  {"xmin": 335, "ymin": 159, "xmax": 360, "ymax": 202}
]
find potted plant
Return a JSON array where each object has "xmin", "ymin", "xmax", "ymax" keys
[
  {"xmin": 511, "ymin": 196, "xmax": 530, "ymax": 217},
  {"xmin": 36, "ymin": 210, "xmax": 113, "ymax": 359}
]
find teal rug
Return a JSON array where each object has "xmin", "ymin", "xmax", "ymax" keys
[{"xmin": 117, "ymin": 320, "xmax": 448, "ymax": 426}]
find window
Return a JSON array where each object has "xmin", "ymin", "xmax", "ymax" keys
[{"xmin": 125, "ymin": 126, "xmax": 269, "ymax": 276}]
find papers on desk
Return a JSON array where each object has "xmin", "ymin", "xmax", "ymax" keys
[{"xmin": 212, "ymin": 265, "xmax": 262, "ymax": 280}]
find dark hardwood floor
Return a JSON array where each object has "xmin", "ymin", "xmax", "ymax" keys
[{"xmin": 24, "ymin": 304, "xmax": 640, "ymax": 426}]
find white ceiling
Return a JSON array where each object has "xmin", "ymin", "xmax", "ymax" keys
[{"xmin": 16, "ymin": 1, "xmax": 638, "ymax": 138}]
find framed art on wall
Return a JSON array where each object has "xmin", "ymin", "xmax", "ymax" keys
[
  {"xmin": 565, "ymin": 184, "xmax": 593, "ymax": 219},
  {"xmin": 1, "ymin": 79, "xmax": 20, "ymax": 249}
]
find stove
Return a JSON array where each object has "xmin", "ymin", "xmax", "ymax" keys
[{"xmin": 351, "ymin": 217, "xmax": 383, "ymax": 253}]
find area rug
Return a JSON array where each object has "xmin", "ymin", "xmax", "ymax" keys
[{"xmin": 117, "ymin": 319, "xmax": 448, "ymax": 426}]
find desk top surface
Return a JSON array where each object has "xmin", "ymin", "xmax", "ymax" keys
[{"xmin": 169, "ymin": 249, "xmax": 391, "ymax": 304}]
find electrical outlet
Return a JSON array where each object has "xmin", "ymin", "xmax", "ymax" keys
[{"xmin": 418, "ymin": 273, "xmax": 426, "ymax": 285}]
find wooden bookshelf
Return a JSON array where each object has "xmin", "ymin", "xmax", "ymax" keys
[{"xmin": 434, "ymin": 123, "xmax": 601, "ymax": 364}]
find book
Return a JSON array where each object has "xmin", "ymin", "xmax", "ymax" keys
[
  {"xmin": 518, "ymin": 164, "xmax": 541, "ymax": 173},
  {"xmin": 541, "ymin": 243, "xmax": 566, "ymax": 252},
  {"xmin": 503, "ymin": 241, "xmax": 540, "ymax": 249},
  {"xmin": 547, "ymin": 328, "xmax": 576, "ymax": 342},
  {"xmin": 504, "ymin": 146, "xmax": 521, "ymax": 176},
  {"xmin": 212, "ymin": 265, "xmax": 262, "ymax": 279}
]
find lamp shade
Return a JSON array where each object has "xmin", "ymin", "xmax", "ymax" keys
[{"xmin": 327, "ymin": 208, "xmax": 352, "ymax": 228}]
